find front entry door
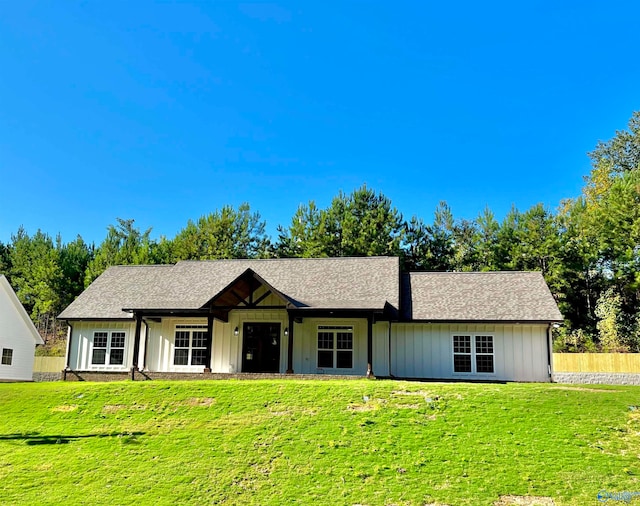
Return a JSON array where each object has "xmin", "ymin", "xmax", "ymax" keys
[{"xmin": 241, "ymin": 323, "xmax": 281, "ymax": 373}]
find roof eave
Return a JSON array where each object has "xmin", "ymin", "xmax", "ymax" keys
[
  {"xmin": 56, "ymin": 316, "xmax": 136, "ymax": 322},
  {"xmin": 402, "ymin": 318, "xmax": 564, "ymax": 324}
]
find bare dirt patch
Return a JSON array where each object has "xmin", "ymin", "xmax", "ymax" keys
[
  {"xmin": 391, "ymin": 390, "xmax": 433, "ymax": 397},
  {"xmin": 51, "ymin": 405, "xmax": 77, "ymax": 412},
  {"xmin": 184, "ymin": 397, "xmax": 216, "ymax": 407},
  {"xmin": 347, "ymin": 403, "xmax": 378, "ymax": 412},
  {"xmin": 102, "ymin": 404, "xmax": 126, "ymax": 413}
]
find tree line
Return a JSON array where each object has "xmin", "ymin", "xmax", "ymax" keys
[{"xmin": 2, "ymin": 112, "xmax": 639, "ymax": 352}]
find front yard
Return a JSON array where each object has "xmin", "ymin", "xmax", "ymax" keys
[{"xmin": 0, "ymin": 379, "xmax": 638, "ymax": 505}]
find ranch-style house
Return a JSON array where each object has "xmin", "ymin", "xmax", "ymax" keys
[{"xmin": 58, "ymin": 256, "xmax": 562, "ymax": 381}]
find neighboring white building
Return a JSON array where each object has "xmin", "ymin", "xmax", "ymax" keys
[
  {"xmin": 58, "ymin": 257, "xmax": 563, "ymax": 382},
  {"xmin": 0, "ymin": 275, "xmax": 44, "ymax": 381}
]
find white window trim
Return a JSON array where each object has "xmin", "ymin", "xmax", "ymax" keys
[
  {"xmin": 172, "ymin": 324, "xmax": 209, "ymax": 370},
  {"xmin": 1, "ymin": 348, "xmax": 13, "ymax": 366},
  {"xmin": 90, "ymin": 331, "xmax": 128, "ymax": 369},
  {"xmin": 451, "ymin": 334, "xmax": 495, "ymax": 375},
  {"xmin": 316, "ymin": 325, "xmax": 354, "ymax": 370}
]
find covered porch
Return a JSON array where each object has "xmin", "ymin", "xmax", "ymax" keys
[{"xmin": 112, "ymin": 268, "xmax": 391, "ymax": 377}]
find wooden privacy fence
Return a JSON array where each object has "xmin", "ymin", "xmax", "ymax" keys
[
  {"xmin": 553, "ymin": 353, "xmax": 640, "ymax": 373},
  {"xmin": 33, "ymin": 356, "xmax": 66, "ymax": 373}
]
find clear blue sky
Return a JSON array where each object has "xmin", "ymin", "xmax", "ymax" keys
[{"xmin": 1, "ymin": 1, "xmax": 638, "ymax": 246}]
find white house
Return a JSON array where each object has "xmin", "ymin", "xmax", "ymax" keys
[
  {"xmin": 0, "ymin": 275, "xmax": 44, "ymax": 381},
  {"xmin": 58, "ymin": 257, "xmax": 563, "ymax": 382}
]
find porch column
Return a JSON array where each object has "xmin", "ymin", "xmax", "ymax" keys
[
  {"xmin": 366, "ymin": 314, "xmax": 374, "ymax": 378},
  {"xmin": 286, "ymin": 313, "xmax": 294, "ymax": 374},
  {"xmin": 63, "ymin": 322, "xmax": 73, "ymax": 380},
  {"xmin": 64, "ymin": 323, "xmax": 73, "ymax": 370},
  {"xmin": 142, "ymin": 320, "xmax": 149, "ymax": 371},
  {"xmin": 132, "ymin": 313, "xmax": 142, "ymax": 377},
  {"xmin": 205, "ymin": 314, "xmax": 214, "ymax": 373}
]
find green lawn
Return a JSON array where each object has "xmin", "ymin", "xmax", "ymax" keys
[{"xmin": 1, "ymin": 380, "xmax": 639, "ymax": 505}]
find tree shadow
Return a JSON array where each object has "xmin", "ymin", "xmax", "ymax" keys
[{"xmin": 0, "ymin": 431, "xmax": 145, "ymax": 445}]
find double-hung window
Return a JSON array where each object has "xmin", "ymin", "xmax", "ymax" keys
[
  {"xmin": 1, "ymin": 348, "xmax": 13, "ymax": 366},
  {"xmin": 174, "ymin": 324, "xmax": 208, "ymax": 366},
  {"xmin": 317, "ymin": 326, "xmax": 353, "ymax": 369},
  {"xmin": 452, "ymin": 334, "xmax": 494, "ymax": 374},
  {"xmin": 92, "ymin": 331, "xmax": 126, "ymax": 366}
]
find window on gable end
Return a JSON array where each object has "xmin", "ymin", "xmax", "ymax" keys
[{"xmin": 1, "ymin": 348, "xmax": 13, "ymax": 366}]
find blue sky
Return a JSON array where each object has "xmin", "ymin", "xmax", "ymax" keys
[{"xmin": 1, "ymin": 1, "xmax": 638, "ymax": 246}]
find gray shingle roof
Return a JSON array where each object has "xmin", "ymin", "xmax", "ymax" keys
[
  {"xmin": 403, "ymin": 271, "xmax": 563, "ymax": 322},
  {"xmin": 58, "ymin": 257, "xmax": 400, "ymax": 320},
  {"xmin": 59, "ymin": 259, "xmax": 562, "ymax": 323}
]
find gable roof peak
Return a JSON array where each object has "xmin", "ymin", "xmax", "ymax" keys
[{"xmin": 59, "ymin": 256, "xmax": 400, "ymax": 319}]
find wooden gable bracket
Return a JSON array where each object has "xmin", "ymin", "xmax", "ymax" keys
[
  {"xmin": 251, "ymin": 289, "xmax": 272, "ymax": 308},
  {"xmin": 201, "ymin": 268, "xmax": 295, "ymax": 314},
  {"xmin": 230, "ymin": 290, "xmax": 248, "ymax": 306}
]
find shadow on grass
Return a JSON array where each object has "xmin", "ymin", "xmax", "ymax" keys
[{"xmin": 0, "ymin": 432, "xmax": 145, "ymax": 445}]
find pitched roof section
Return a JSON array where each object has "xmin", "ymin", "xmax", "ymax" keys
[
  {"xmin": 403, "ymin": 271, "xmax": 563, "ymax": 322},
  {"xmin": 58, "ymin": 257, "xmax": 400, "ymax": 320},
  {"xmin": 0, "ymin": 275, "xmax": 44, "ymax": 344}
]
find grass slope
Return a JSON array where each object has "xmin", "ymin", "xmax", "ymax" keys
[{"xmin": 1, "ymin": 380, "xmax": 639, "ymax": 505}]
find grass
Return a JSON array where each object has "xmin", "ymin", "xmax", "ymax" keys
[{"xmin": 1, "ymin": 380, "xmax": 639, "ymax": 505}]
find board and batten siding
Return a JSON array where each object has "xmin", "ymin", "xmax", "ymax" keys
[
  {"xmin": 293, "ymin": 317, "xmax": 373, "ymax": 375},
  {"xmin": 146, "ymin": 312, "xmax": 385, "ymax": 376},
  {"xmin": 146, "ymin": 317, "xmax": 209, "ymax": 373},
  {"xmin": 391, "ymin": 323, "xmax": 551, "ymax": 382},
  {"xmin": 67, "ymin": 321, "xmax": 139, "ymax": 371},
  {"xmin": 225, "ymin": 309, "xmax": 289, "ymax": 373},
  {"xmin": 372, "ymin": 321, "xmax": 390, "ymax": 377},
  {"xmin": 67, "ymin": 319, "xmax": 551, "ymax": 380}
]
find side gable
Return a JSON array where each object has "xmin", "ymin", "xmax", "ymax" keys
[
  {"xmin": 58, "ymin": 257, "xmax": 400, "ymax": 320},
  {"xmin": 0, "ymin": 275, "xmax": 43, "ymax": 345},
  {"xmin": 57, "ymin": 265, "xmax": 175, "ymax": 320},
  {"xmin": 403, "ymin": 271, "xmax": 563, "ymax": 322}
]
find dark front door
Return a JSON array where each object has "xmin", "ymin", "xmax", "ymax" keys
[{"xmin": 241, "ymin": 323, "xmax": 281, "ymax": 373}]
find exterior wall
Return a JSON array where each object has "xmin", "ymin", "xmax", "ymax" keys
[
  {"xmin": 224, "ymin": 309, "xmax": 289, "ymax": 373},
  {"xmin": 145, "ymin": 317, "xmax": 208, "ymax": 373},
  {"xmin": 104, "ymin": 310, "xmax": 381, "ymax": 376},
  {"xmin": 145, "ymin": 308, "xmax": 290, "ymax": 374},
  {"xmin": 144, "ymin": 307, "xmax": 381, "ymax": 376},
  {"xmin": 391, "ymin": 323, "xmax": 551, "ymax": 382},
  {"xmin": 66, "ymin": 318, "xmax": 551, "ymax": 381},
  {"xmin": 292, "ymin": 317, "xmax": 370, "ymax": 375},
  {"xmin": 0, "ymin": 285, "xmax": 40, "ymax": 381},
  {"xmin": 68, "ymin": 320, "xmax": 139, "ymax": 372},
  {"xmin": 372, "ymin": 321, "xmax": 390, "ymax": 377}
]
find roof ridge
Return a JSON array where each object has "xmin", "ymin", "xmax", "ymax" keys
[
  {"xmin": 107, "ymin": 264, "xmax": 175, "ymax": 269},
  {"xmin": 175, "ymin": 256, "xmax": 398, "ymax": 264}
]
